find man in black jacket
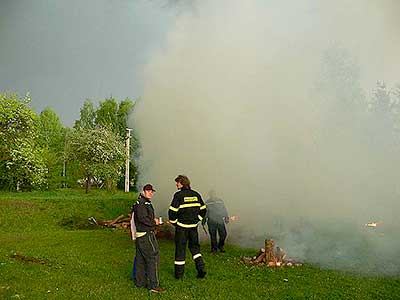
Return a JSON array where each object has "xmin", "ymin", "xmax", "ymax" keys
[
  {"xmin": 168, "ymin": 175, "xmax": 207, "ymax": 279},
  {"xmin": 131, "ymin": 184, "xmax": 165, "ymax": 293}
]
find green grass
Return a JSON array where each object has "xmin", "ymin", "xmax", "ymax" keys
[{"xmin": 0, "ymin": 190, "xmax": 399, "ymax": 300}]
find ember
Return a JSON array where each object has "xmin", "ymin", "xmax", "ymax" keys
[
  {"xmin": 365, "ymin": 221, "xmax": 383, "ymax": 228},
  {"xmin": 229, "ymin": 215, "xmax": 239, "ymax": 222},
  {"xmin": 241, "ymin": 239, "xmax": 302, "ymax": 268}
]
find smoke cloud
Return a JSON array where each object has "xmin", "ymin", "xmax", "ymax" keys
[{"xmin": 132, "ymin": 0, "xmax": 400, "ymax": 275}]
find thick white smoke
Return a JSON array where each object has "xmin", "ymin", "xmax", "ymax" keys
[{"xmin": 131, "ymin": 0, "xmax": 400, "ymax": 274}]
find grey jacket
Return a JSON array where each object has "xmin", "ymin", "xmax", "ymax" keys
[{"xmin": 204, "ymin": 197, "xmax": 228, "ymax": 224}]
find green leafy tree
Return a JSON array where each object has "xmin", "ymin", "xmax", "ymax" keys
[
  {"xmin": 67, "ymin": 127, "xmax": 125, "ymax": 192},
  {"xmin": 95, "ymin": 97, "xmax": 119, "ymax": 132},
  {"xmin": 73, "ymin": 97, "xmax": 138, "ymax": 189},
  {"xmin": 0, "ymin": 92, "xmax": 47, "ymax": 190},
  {"xmin": 74, "ymin": 99, "xmax": 96, "ymax": 129},
  {"xmin": 5, "ymin": 140, "xmax": 48, "ymax": 190},
  {"xmin": 37, "ymin": 108, "xmax": 66, "ymax": 188}
]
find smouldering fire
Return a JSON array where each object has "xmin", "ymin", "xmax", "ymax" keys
[
  {"xmin": 229, "ymin": 215, "xmax": 239, "ymax": 222},
  {"xmin": 365, "ymin": 221, "xmax": 383, "ymax": 228}
]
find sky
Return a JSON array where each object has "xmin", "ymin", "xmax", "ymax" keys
[
  {"xmin": 1, "ymin": 0, "xmax": 400, "ymax": 274},
  {"xmin": 0, "ymin": 0, "xmax": 177, "ymax": 126}
]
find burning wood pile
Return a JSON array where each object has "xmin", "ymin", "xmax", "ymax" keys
[{"xmin": 241, "ymin": 239, "xmax": 301, "ymax": 268}]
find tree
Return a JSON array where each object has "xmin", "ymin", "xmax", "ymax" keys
[
  {"xmin": 95, "ymin": 97, "xmax": 119, "ymax": 132},
  {"xmin": 4, "ymin": 140, "xmax": 48, "ymax": 190},
  {"xmin": 73, "ymin": 97, "xmax": 138, "ymax": 189},
  {"xmin": 95, "ymin": 97, "xmax": 134, "ymax": 137},
  {"xmin": 0, "ymin": 92, "xmax": 37, "ymax": 150},
  {"xmin": 367, "ymin": 82, "xmax": 400, "ymax": 150},
  {"xmin": 117, "ymin": 99, "xmax": 135, "ymax": 137},
  {"xmin": 37, "ymin": 108, "xmax": 66, "ymax": 188},
  {"xmin": 74, "ymin": 99, "xmax": 95, "ymax": 130},
  {"xmin": 0, "ymin": 92, "xmax": 47, "ymax": 190},
  {"xmin": 67, "ymin": 127, "xmax": 125, "ymax": 192}
]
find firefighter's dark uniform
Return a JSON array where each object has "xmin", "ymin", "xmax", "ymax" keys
[
  {"xmin": 168, "ymin": 187, "xmax": 207, "ymax": 278},
  {"xmin": 203, "ymin": 197, "xmax": 229, "ymax": 252},
  {"xmin": 132, "ymin": 194, "xmax": 160, "ymax": 289}
]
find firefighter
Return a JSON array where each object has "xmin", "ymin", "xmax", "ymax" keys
[
  {"xmin": 168, "ymin": 175, "xmax": 207, "ymax": 279},
  {"xmin": 202, "ymin": 189, "xmax": 229, "ymax": 254},
  {"xmin": 131, "ymin": 184, "xmax": 165, "ymax": 293}
]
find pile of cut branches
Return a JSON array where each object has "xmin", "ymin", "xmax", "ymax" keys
[
  {"xmin": 89, "ymin": 215, "xmax": 131, "ymax": 229},
  {"xmin": 89, "ymin": 215, "xmax": 175, "ymax": 240}
]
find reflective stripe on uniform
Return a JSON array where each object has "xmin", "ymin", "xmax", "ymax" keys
[
  {"xmin": 169, "ymin": 219, "xmax": 177, "ymax": 224},
  {"xmin": 179, "ymin": 203, "xmax": 201, "ymax": 209},
  {"xmin": 193, "ymin": 253, "xmax": 202, "ymax": 260},
  {"xmin": 184, "ymin": 196, "xmax": 198, "ymax": 202},
  {"xmin": 177, "ymin": 222, "xmax": 198, "ymax": 228},
  {"xmin": 169, "ymin": 206, "xmax": 179, "ymax": 212},
  {"xmin": 174, "ymin": 260, "xmax": 186, "ymax": 265},
  {"xmin": 200, "ymin": 205, "xmax": 206, "ymax": 210},
  {"xmin": 198, "ymin": 215, "xmax": 203, "ymax": 221},
  {"xmin": 136, "ymin": 232, "xmax": 147, "ymax": 238}
]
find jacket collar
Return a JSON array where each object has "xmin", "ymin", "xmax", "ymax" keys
[{"xmin": 139, "ymin": 193, "xmax": 151, "ymax": 204}]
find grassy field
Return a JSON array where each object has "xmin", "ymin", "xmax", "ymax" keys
[{"xmin": 0, "ymin": 190, "xmax": 399, "ymax": 300}]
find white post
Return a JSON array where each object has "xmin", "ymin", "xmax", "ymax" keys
[{"xmin": 125, "ymin": 128, "xmax": 132, "ymax": 192}]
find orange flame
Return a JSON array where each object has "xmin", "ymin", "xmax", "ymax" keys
[{"xmin": 229, "ymin": 215, "xmax": 239, "ymax": 221}]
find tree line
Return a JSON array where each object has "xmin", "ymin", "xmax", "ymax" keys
[{"xmin": 0, "ymin": 92, "xmax": 138, "ymax": 192}]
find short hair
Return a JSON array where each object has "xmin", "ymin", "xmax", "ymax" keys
[{"xmin": 175, "ymin": 175, "xmax": 191, "ymax": 189}]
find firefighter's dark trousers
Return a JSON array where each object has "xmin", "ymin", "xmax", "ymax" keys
[
  {"xmin": 208, "ymin": 222, "xmax": 227, "ymax": 251},
  {"xmin": 134, "ymin": 231, "xmax": 160, "ymax": 289},
  {"xmin": 174, "ymin": 226, "xmax": 205, "ymax": 278}
]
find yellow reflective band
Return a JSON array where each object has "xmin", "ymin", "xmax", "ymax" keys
[
  {"xmin": 184, "ymin": 196, "xmax": 198, "ymax": 202},
  {"xmin": 169, "ymin": 206, "xmax": 179, "ymax": 212},
  {"xmin": 174, "ymin": 261, "xmax": 186, "ymax": 265},
  {"xmin": 177, "ymin": 222, "xmax": 198, "ymax": 228},
  {"xmin": 136, "ymin": 232, "xmax": 147, "ymax": 238},
  {"xmin": 169, "ymin": 219, "xmax": 177, "ymax": 223},
  {"xmin": 200, "ymin": 205, "xmax": 206, "ymax": 210},
  {"xmin": 193, "ymin": 253, "xmax": 202, "ymax": 260},
  {"xmin": 198, "ymin": 215, "xmax": 203, "ymax": 221},
  {"xmin": 179, "ymin": 203, "xmax": 201, "ymax": 209}
]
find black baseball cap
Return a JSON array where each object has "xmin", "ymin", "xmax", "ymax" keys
[{"xmin": 143, "ymin": 184, "xmax": 156, "ymax": 192}]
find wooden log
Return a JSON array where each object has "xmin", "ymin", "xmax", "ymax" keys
[
  {"xmin": 110, "ymin": 214, "xmax": 126, "ymax": 225},
  {"xmin": 265, "ymin": 239, "xmax": 276, "ymax": 264},
  {"xmin": 254, "ymin": 252, "xmax": 266, "ymax": 263},
  {"xmin": 276, "ymin": 247, "xmax": 286, "ymax": 262}
]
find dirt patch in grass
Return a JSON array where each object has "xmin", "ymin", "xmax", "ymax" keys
[
  {"xmin": 0, "ymin": 235, "xmax": 30, "ymax": 243},
  {"xmin": 0, "ymin": 200, "xmax": 37, "ymax": 209},
  {"xmin": 10, "ymin": 252, "xmax": 50, "ymax": 265},
  {"xmin": 59, "ymin": 215, "xmax": 98, "ymax": 230}
]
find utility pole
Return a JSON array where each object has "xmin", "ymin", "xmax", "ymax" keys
[{"xmin": 125, "ymin": 128, "xmax": 132, "ymax": 192}]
